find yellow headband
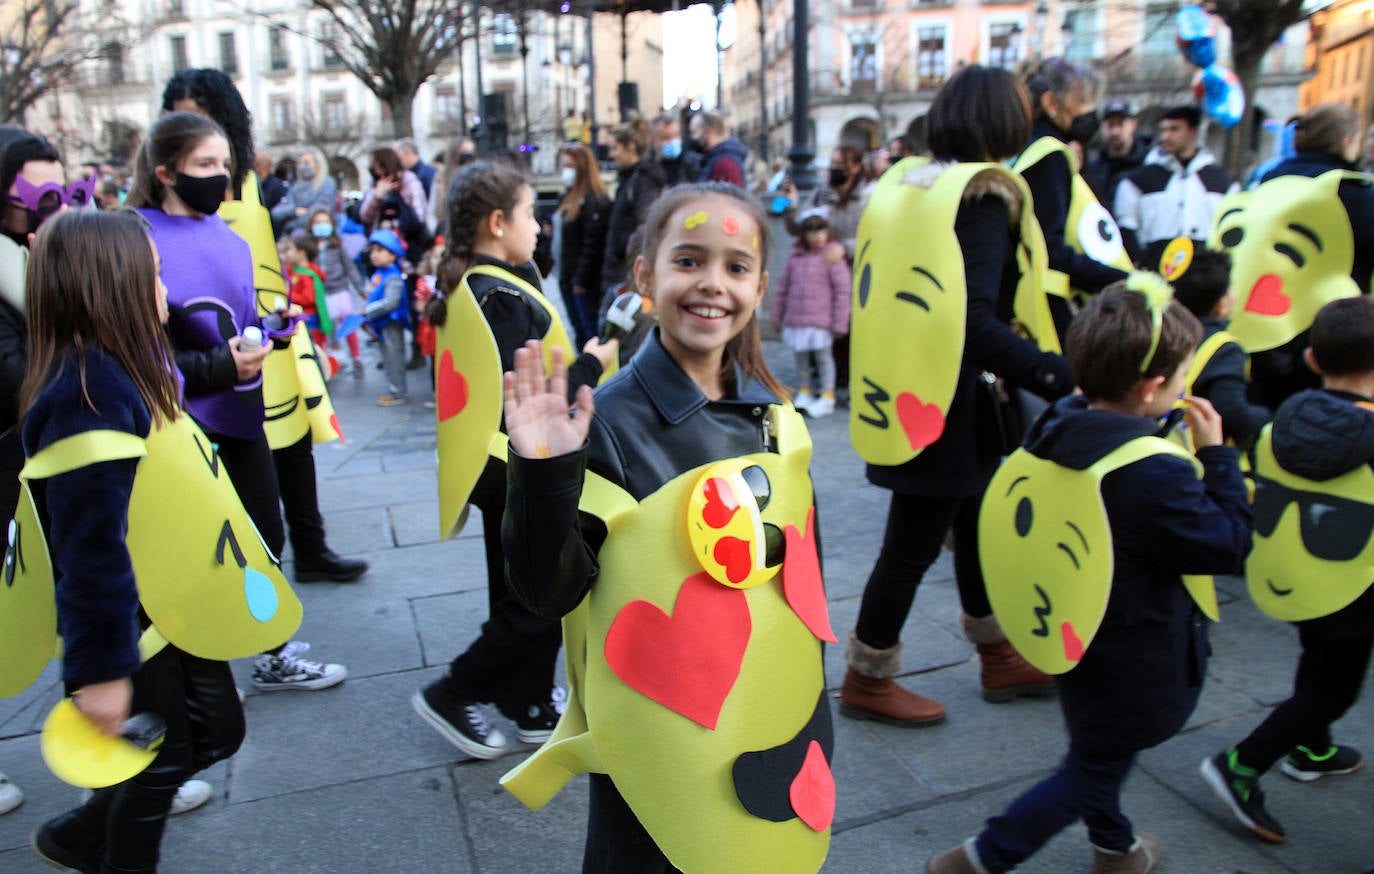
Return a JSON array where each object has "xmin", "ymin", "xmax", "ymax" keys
[{"xmin": 1124, "ymin": 271, "xmax": 1176, "ymax": 374}]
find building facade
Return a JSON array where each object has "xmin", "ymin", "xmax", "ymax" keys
[{"xmin": 1301, "ymin": 0, "xmax": 1374, "ymax": 131}]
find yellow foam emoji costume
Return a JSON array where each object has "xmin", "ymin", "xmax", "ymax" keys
[
  {"xmin": 1246, "ymin": 425, "xmax": 1374, "ymax": 622},
  {"xmin": 850, "ymin": 157, "xmax": 1059, "ymax": 467},
  {"xmin": 981, "ymin": 437, "xmax": 1218, "ymax": 675},
  {"xmin": 1013, "ymin": 137, "xmax": 1133, "ymax": 300},
  {"xmin": 219, "ymin": 174, "xmax": 342, "ymax": 446},
  {"xmin": 502, "ymin": 406, "xmax": 836, "ymax": 873},
  {"xmin": 1207, "ymin": 170, "xmax": 1362, "ymax": 353},
  {"xmin": 434, "ymin": 263, "xmax": 616, "ymax": 539},
  {"xmin": 0, "ymin": 486, "xmax": 56, "ymax": 697}
]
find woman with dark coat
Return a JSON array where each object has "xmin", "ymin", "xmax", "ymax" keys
[
  {"xmin": 601, "ymin": 115, "xmax": 668, "ymax": 314},
  {"xmin": 557, "ymin": 143, "xmax": 611, "ymax": 347}
]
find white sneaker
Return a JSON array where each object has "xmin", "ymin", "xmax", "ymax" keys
[
  {"xmin": 251, "ymin": 641, "xmax": 348, "ymax": 691},
  {"xmin": 794, "ymin": 391, "xmax": 816, "ymax": 414},
  {"xmin": 807, "ymin": 396, "xmax": 836, "ymax": 418},
  {"xmin": 169, "ymin": 779, "xmax": 213, "ymax": 816},
  {"xmin": 0, "ymin": 771, "xmax": 22, "ymax": 815}
]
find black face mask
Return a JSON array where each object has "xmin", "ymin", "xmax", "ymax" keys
[
  {"xmin": 1066, "ymin": 110, "xmax": 1101, "ymax": 144},
  {"xmin": 173, "ymin": 172, "xmax": 229, "ymax": 216},
  {"xmin": 456, "ymin": 152, "xmax": 476, "ymax": 166},
  {"xmin": 828, "ymin": 167, "xmax": 850, "ymax": 189}
]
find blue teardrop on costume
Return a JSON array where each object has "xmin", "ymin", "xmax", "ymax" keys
[{"xmin": 243, "ymin": 568, "xmax": 278, "ymax": 622}]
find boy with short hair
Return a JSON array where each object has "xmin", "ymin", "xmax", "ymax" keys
[
  {"xmin": 1166, "ymin": 241, "xmax": 1272, "ymax": 449},
  {"xmin": 927, "ymin": 281, "xmax": 1253, "ymax": 874},
  {"xmin": 1201, "ymin": 296, "xmax": 1374, "ymax": 845},
  {"xmin": 284, "ymin": 232, "xmax": 332, "ymax": 346},
  {"xmin": 364, "ymin": 229, "xmax": 409, "ymax": 406}
]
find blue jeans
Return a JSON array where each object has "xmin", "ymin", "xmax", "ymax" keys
[{"xmin": 974, "ymin": 745, "xmax": 1137, "ymax": 871}]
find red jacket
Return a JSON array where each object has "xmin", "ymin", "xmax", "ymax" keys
[{"xmin": 769, "ymin": 242, "xmax": 851, "ymax": 334}]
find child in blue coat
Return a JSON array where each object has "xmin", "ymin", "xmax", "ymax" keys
[{"xmin": 364, "ymin": 228, "xmax": 409, "ymax": 405}]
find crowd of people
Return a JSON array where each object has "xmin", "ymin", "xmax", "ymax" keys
[{"xmin": 2, "ymin": 53, "xmax": 1374, "ymax": 874}]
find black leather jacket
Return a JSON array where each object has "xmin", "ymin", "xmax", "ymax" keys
[{"xmin": 503, "ymin": 329, "xmax": 786, "ymax": 617}]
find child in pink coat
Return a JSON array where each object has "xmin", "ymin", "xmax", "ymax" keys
[{"xmin": 770, "ymin": 207, "xmax": 853, "ymax": 417}]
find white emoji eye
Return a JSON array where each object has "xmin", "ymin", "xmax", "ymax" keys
[{"xmin": 1077, "ymin": 203, "xmax": 1125, "ymax": 266}]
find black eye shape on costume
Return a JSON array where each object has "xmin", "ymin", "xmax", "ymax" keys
[{"xmin": 1252, "ymin": 475, "xmax": 1374, "ymax": 562}]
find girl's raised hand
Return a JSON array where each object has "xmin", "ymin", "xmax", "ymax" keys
[{"xmin": 505, "ymin": 340, "xmax": 593, "ymax": 459}]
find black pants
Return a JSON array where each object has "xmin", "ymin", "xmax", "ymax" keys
[
  {"xmin": 440, "ymin": 458, "xmax": 562, "ymax": 718},
  {"xmin": 55, "ymin": 645, "xmax": 244, "ymax": 872},
  {"xmin": 855, "ymin": 489, "xmax": 992, "ymax": 650},
  {"xmin": 206, "ymin": 428, "xmax": 285, "ymax": 558},
  {"xmin": 271, "ymin": 431, "xmax": 327, "ymax": 562},
  {"xmin": 1235, "ymin": 616, "xmax": 1374, "ymax": 773},
  {"xmin": 584, "ymin": 774, "xmax": 677, "ymax": 873}
]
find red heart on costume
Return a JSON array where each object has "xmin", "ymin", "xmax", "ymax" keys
[
  {"xmin": 789, "ymin": 740, "xmax": 836, "ymax": 832},
  {"xmin": 1244, "ymin": 274, "xmax": 1291, "ymax": 316},
  {"xmin": 1061, "ymin": 621, "xmax": 1085, "ymax": 662},
  {"xmin": 713, "ymin": 536, "xmax": 753, "ymax": 584},
  {"xmin": 436, "ymin": 349, "xmax": 468, "ymax": 422},
  {"xmin": 895, "ymin": 392, "xmax": 946, "ymax": 450},
  {"xmin": 783, "ymin": 508, "xmax": 837, "ymax": 643},
  {"xmin": 701, "ymin": 476, "xmax": 740, "ymax": 529},
  {"xmin": 329, "ymin": 413, "xmax": 345, "ymax": 443},
  {"xmin": 605, "ymin": 572, "xmax": 751, "ymax": 729}
]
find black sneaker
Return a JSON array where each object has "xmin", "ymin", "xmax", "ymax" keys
[
  {"xmin": 411, "ymin": 683, "xmax": 509, "ymax": 760},
  {"xmin": 1280, "ymin": 743, "xmax": 1364, "ymax": 782},
  {"xmin": 1200, "ymin": 749, "xmax": 1286, "ymax": 843},
  {"xmin": 514, "ymin": 686, "xmax": 568, "ymax": 744},
  {"xmin": 31, "ymin": 817, "xmax": 101, "ymax": 874},
  {"xmin": 294, "ymin": 550, "xmax": 368, "ymax": 583}
]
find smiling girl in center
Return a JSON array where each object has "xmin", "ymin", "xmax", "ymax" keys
[{"xmin": 499, "ymin": 183, "xmax": 835, "ymax": 872}]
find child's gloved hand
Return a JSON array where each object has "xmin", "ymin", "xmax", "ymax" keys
[{"xmin": 505, "ymin": 340, "xmax": 593, "ymax": 460}]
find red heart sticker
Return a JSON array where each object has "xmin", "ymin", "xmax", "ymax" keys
[
  {"xmin": 712, "ymin": 536, "xmax": 754, "ymax": 584},
  {"xmin": 1244, "ymin": 274, "xmax": 1291, "ymax": 316},
  {"xmin": 605, "ymin": 572, "xmax": 751, "ymax": 729},
  {"xmin": 789, "ymin": 740, "xmax": 836, "ymax": 832},
  {"xmin": 328, "ymin": 413, "xmax": 345, "ymax": 443},
  {"xmin": 895, "ymin": 392, "xmax": 946, "ymax": 450},
  {"xmin": 783, "ymin": 508, "xmax": 837, "ymax": 643},
  {"xmin": 436, "ymin": 349, "xmax": 469, "ymax": 422},
  {"xmin": 701, "ymin": 476, "xmax": 741, "ymax": 529},
  {"xmin": 1061, "ymin": 621, "xmax": 1085, "ymax": 662}
]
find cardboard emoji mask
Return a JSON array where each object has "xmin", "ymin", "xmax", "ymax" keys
[
  {"xmin": 1014, "ymin": 137, "xmax": 1132, "ymax": 300},
  {"xmin": 1246, "ymin": 425, "xmax": 1374, "ymax": 622},
  {"xmin": 502, "ymin": 406, "xmax": 835, "ymax": 873},
  {"xmin": 1208, "ymin": 170, "xmax": 1361, "ymax": 352},
  {"xmin": 433, "ymin": 263, "xmax": 616, "ymax": 540},
  {"xmin": 981, "ymin": 437, "xmax": 1217, "ymax": 675},
  {"xmin": 0, "ymin": 487, "xmax": 57, "ymax": 697},
  {"xmin": 850, "ymin": 158, "xmax": 1057, "ymax": 467},
  {"xmin": 219, "ymin": 174, "xmax": 340, "ymax": 447}
]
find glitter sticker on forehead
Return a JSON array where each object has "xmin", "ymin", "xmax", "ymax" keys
[
  {"xmin": 721, "ymin": 216, "xmax": 741, "ymax": 236},
  {"xmin": 685, "ymin": 211, "xmax": 708, "ymax": 230},
  {"xmin": 751, "ymin": 235, "xmax": 761, "ymax": 252}
]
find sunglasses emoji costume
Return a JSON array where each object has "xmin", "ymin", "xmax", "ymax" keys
[
  {"xmin": 219, "ymin": 173, "xmax": 342, "ymax": 447},
  {"xmin": 433, "ymin": 262, "xmax": 616, "ymax": 539},
  {"xmin": 849, "ymin": 157, "xmax": 1059, "ymax": 467},
  {"xmin": 501, "ymin": 406, "xmax": 837, "ymax": 873},
  {"xmin": 1, "ymin": 412, "xmax": 300, "ymax": 786},
  {"xmin": 1012, "ymin": 136, "xmax": 1132, "ymax": 302},
  {"xmin": 1247, "ymin": 422, "xmax": 1374, "ymax": 622},
  {"xmin": 1208, "ymin": 170, "xmax": 1364, "ymax": 353}
]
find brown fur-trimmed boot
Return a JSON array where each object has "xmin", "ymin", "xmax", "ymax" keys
[
  {"xmin": 839, "ymin": 631, "xmax": 946, "ymax": 727},
  {"xmin": 963, "ymin": 613, "xmax": 1056, "ymax": 703}
]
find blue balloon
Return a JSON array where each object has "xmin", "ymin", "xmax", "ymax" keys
[
  {"xmin": 1200, "ymin": 64, "xmax": 1245, "ymax": 129},
  {"xmin": 1176, "ymin": 5, "xmax": 1217, "ymax": 67}
]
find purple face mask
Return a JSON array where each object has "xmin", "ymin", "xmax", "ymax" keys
[{"xmin": 7, "ymin": 175, "xmax": 97, "ymax": 223}]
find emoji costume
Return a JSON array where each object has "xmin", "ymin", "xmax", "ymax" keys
[
  {"xmin": 963, "ymin": 393, "xmax": 1250, "ymax": 871},
  {"xmin": 1219, "ymin": 388, "xmax": 1374, "ymax": 799},
  {"xmin": 501, "ymin": 330, "xmax": 835, "ymax": 872},
  {"xmin": 1014, "ymin": 125, "xmax": 1131, "ymax": 327},
  {"xmin": 421, "ymin": 256, "xmax": 609, "ymax": 753}
]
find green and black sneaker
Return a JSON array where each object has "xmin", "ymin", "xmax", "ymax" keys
[
  {"xmin": 1200, "ymin": 748, "xmax": 1286, "ymax": 843},
  {"xmin": 1280, "ymin": 743, "xmax": 1364, "ymax": 783}
]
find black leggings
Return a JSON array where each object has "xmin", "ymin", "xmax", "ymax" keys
[
  {"xmin": 583, "ymin": 774, "xmax": 678, "ymax": 873},
  {"xmin": 1235, "ymin": 621, "xmax": 1374, "ymax": 773},
  {"xmin": 56, "ymin": 646, "xmax": 244, "ymax": 872},
  {"xmin": 206, "ymin": 429, "xmax": 285, "ymax": 558},
  {"xmin": 441, "ymin": 458, "xmax": 562, "ymax": 718},
  {"xmin": 855, "ymin": 489, "xmax": 992, "ymax": 650},
  {"xmin": 272, "ymin": 431, "xmax": 327, "ymax": 562}
]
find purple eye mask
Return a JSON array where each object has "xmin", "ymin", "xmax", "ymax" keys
[{"xmin": 8, "ymin": 175, "xmax": 97, "ymax": 215}]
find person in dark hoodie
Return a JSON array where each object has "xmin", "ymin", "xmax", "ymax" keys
[
  {"xmin": 1167, "ymin": 242, "xmax": 1272, "ymax": 450},
  {"xmin": 690, "ymin": 110, "xmax": 748, "ymax": 188},
  {"xmin": 1201, "ymin": 296, "xmax": 1374, "ymax": 846},
  {"xmin": 928, "ymin": 281, "xmax": 1252, "ymax": 874},
  {"xmin": 1248, "ymin": 103, "xmax": 1374, "ymax": 412},
  {"xmin": 600, "ymin": 115, "xmax": 667, "ymax": 323},
  {"xmin": 1086, "ymin": 100, "xmax": 1152, "ymax": 216}
]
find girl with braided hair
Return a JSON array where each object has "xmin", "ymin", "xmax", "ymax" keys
[{"xmin": 413, "ymin": 160, "xmax": 618, "ymax": 758}]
